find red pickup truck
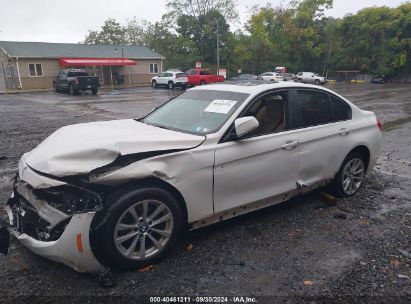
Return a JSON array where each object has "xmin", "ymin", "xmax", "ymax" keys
[{"xmin": 186, "ymin": 69, "xmax": 225, "ymax": 86}]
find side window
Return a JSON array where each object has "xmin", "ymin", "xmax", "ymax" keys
[
  {"xmin": 200, "ymin": 70, "xmax": 211, "ymax": 75},
  {"xmin": 242, "ymin": 91, "xmax": 287, "ymax": 137},
  {"xmin": 150, "ymin": 63, "xmax": 158, "ymax": 74},
  {"xmin": 330, "ymin": 95, "xmax": 351, "ymax": 121},
  {"xmin": 290, "ymin": 90, "xmax": 331, "ymax": 128},
  {"xmin": 29, "ymin": 63, "xmax": 43, "ymax": 77}
]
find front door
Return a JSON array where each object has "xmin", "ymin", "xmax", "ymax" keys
[{"xmin": 213, "ymin": 90, "xmax": 300, "ymax": 213}]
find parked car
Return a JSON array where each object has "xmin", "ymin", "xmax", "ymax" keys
[
  {"xmin": 283, "ymin": 73, "xmax": 296, "ymax": 81},
  {"xmin": 151, "ymin": 71, "xmax": 188, "ymax": 89},
  {"xmin": 230, "ymin": 74, "xmax": 258, "ymax": 81},
  {"xmin": 185, "ymin": 68, "xmax": 225, "ymax": 86},
  {"xmin": 371, "ymin": 75, "xmax": 389, "ymax": 84},
  {"xmin": 296, "ymin": 72, "xmax": 327, "ymax": 85},
  {"xmin": 53, "ymin": 69, "xmax": 100, "ymax": 95},
  {"xmin": 2, "ymin": 82, "xmax": 382, "ymax": 274},
  {"xmin": 257, "ymin": 72, "xmax": 284, "ymax": 82}
]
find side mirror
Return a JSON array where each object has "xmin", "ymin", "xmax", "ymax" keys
[{"xmin": 234, "ymin": 116, "xmax": 259, "ymax": 138}]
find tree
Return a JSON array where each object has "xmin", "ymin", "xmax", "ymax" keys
[
  {"xmin": 84, "ymin": 19, "xmax": 127, "ymax": 45},
  {"xmin": 165, "ymin": 0, "xmax": 238, "ymax": 22}
]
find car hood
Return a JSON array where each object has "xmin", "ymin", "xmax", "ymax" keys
[{"xmin": 25, "ymin": 119, "xmax": 205, "ymax": 177}]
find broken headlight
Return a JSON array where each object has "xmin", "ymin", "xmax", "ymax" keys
[{"xmin": 34, "ymin": 185, "xmax": 103, "ymax": 215}]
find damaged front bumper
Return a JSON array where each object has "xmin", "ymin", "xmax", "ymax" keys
[{"xmin": 3, "ymin": 173, "xmax": 105, "ymax": 273}]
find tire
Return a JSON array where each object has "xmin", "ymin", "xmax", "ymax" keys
[
  {"xmin": 69, "ymin": 84, "xmax": 74, "ymax": 95},
  {"xmin": 168, "ymin": 81, "xmax": 175, "ymax": 89},
  {"xmin": 96, "ymin": 187, "xmax": 184, "ymax": 270},
  {"xmin": 315, "ymin": 79, "xmax": 320, "ymax": 85},
  {"xmin": 53, "ymin": 83, "xmax": 58, "ymax": 93},
  {"xmin": 152, "ymin": 80, "xmax": 158, "ymax": 88},
  {"xmin": 91, "ymin": 88, "xmax": 98, "ymax": 95},
  {"xmin": 297, "ymin": 78, "xmax": 303, "ymax": 83},
  {"xmin": 181, "ymin": 85, "xmax": 187, "ymax": 90},
  {"xmin": 270, "ymin": 79, "xmax": 275, "ymax": 82},
  {"xmin": 330, "ymin": 152, "xmax": 366, "ymax": 198},
  {"xmin": 200, "ymin": 80, "xmax": 206, "ymax": 86}
]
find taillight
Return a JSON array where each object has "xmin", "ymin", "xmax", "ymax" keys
[{"xmin": 376, "ymin": 118, "xmax": 382, "ymax": 130}]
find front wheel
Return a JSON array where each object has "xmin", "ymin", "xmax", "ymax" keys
[
  {"xmin": 96, "ymin": 187, "xmax": 184, "ymax": 270},
  {"xmin": 330, "ymin": 152, "xmax": 366, "ymax": 197},
  {"xmin": 315, "ymin": 79, "xmax": 320, "ymax": 85},
  {"xmin": 200, "ymin": 80, "xmax": 206, "ymax": 86},
  {"xmin": 53, "ymin": 83, "xmax": 58, "ymax": 93}
]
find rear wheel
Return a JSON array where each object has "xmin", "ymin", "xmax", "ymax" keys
[
  {"xmin": 315, "ymin": 79, "xmax": 320, "ymax": 85},
  {"xmin": 91, "ymin": 88, "xmax": 98, "ymax": 95},
  {"xmin": 69, "ymin": 84, "xmax": 74, "ymax": 95},
  {"xmin": 330, "ymin": 152, "xmax": 366, "ymax": 197},
  {"xmin": 200, "ymin": 80, "xmax": 206, "ymax": 86},
  {"xmin": 53, "ymin": 83, "xmax": 58, "ymax": 93},
  {"xmin": 168, "ymin": 81, "xmax": 175, "ymax": 89},
  {"xmin": 97, "ymin": 187, "xmax": 184, "ymax": 270},
  {"xmin": 152, "ymin": 80, "xmax": 158, "ymax": 88}
]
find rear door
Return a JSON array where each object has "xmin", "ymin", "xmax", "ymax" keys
[
  {"xmin": 157, "ymin": 72, "xmax": 167, "ymax": 85},
  {"xmin": 288, "ymin": 89, "xmax": 352, "ymax": 186}
]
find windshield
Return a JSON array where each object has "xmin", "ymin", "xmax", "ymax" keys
[{"xmin": 142, "ymin": 90, "xmax": 250, "ymax": 134}]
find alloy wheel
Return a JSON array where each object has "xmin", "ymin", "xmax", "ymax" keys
[
  {"xmin": 342, "ymin": 158, "xmax": 365, "ymax": 195},
  {"xmin": 114, "ymin": 200, "xmax": 174, "ymax": 260}
]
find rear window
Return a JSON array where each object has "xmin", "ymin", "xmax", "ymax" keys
[
  {"xmin": 290, "ymin": 90, "xmax": 331, "ymax": 128},
  {"xmin": 67, "ymin": 71, "xmax": 89, "ymax": 77},
  {"xmin": 176, "ymin": 73, "xmax": 186, "ymax": 78},
  {"xmin": 200, "ymin": 70, "xmax": 211, "ymax": 75},
  {"xmin": 330, "ymin": 95, "xmax": 352, "ymax": 121}
]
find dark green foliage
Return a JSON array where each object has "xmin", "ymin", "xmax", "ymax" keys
[{"xmin": 83, "ymin": 1, "xmax": 411, "ymax": 77}]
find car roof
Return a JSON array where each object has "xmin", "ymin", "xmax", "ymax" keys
[{"xmin": 189, "ymin": 82, "xmax": 334, "ymax": 95}]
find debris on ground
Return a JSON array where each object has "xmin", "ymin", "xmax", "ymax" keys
[
  {"xmin": 398, "ymin": 249, "xmax": 411, "ymax": 259},
  {"xmin": 333, "ymin": 213, "xmax": 347, "ymax": 220},
  {"xmin": 304, "ymin": 280, "xmax": 314, "ymax": 286},
  {"xmin": 397, "ymin": 274, "xmax": 410, "ymax": 280},
  {"xmin": 139, "ymin": 265, "xmax": 154, "ymax": 273},
  {"xmin": 390, "ymin": 257, "xmax": 400, "ymax": 267},
  {"xmin": 96, "ymin": 268, "xmax": 115, "ymax": 288},
  {"xmin": 187, "ymin": 244, "xmax": 193, "ymax": 252},
  {"xmin": 317, "ymin": 191, "xmax": 337, "ymax": 206}
]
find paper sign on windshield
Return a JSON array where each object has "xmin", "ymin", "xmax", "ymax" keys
[{"xmin": 204, "ymin": 100, "xmax": 238, "ymax": 114}]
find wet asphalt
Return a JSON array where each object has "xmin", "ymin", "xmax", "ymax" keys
[{"xmin": 0, "ymin": 83, "xmax": 410, "ymax": 302}]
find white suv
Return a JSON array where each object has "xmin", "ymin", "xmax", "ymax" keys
[
  {"xmin": 296, "ymin": 72, "xmax": 327, "ymax": 84},
  {"xmin": 4, "ymin": 82, "xmax": 381, "ymax": 275},
  {"xmin": 258, "ymin": 72, "xmax": 284, "ymax": 82},
  {"xmin": 151, "ymin": 71, "xmax": 188, "ymax": 89}
]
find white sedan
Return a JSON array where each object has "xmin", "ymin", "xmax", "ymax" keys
[{"xmin": 2, "ymin": 82, "xmax": 382, "ymax": 274}]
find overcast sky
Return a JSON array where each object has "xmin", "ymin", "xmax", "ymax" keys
[{"xmin": 0, "ymin": 0, "xmax": 407, "ymax": 43}]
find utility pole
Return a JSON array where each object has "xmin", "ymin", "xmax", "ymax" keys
[{"xmin": 216, "ymin": 20, "xmax": 220, "ymax": 75}]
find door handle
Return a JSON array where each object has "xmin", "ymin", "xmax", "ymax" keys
[
  {"xmin": 281, "ymin": 140, "xmax": 299, "ymax": 150},
  {"xmin": 338, "ymin": 128, "xmax": 350, "ymax": 136}
]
